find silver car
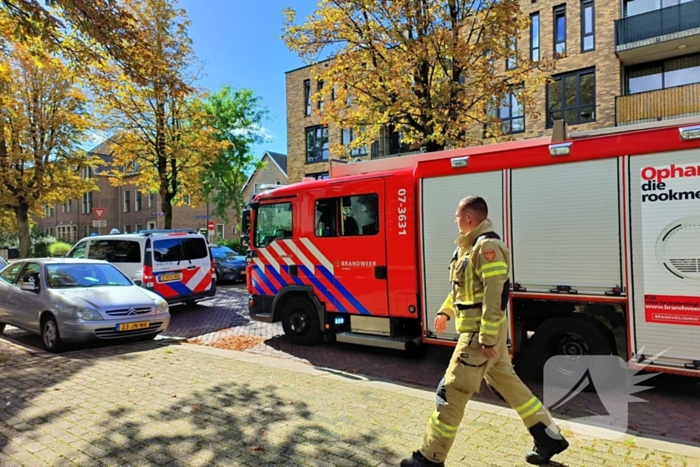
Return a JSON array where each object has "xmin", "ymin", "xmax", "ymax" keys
[{"xmin": 0, "ymin": 258, "xmax": 171, "ymax": 353}]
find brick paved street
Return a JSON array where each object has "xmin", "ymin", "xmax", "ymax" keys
[{"xmin": 2, "ymin": 285, "xmax": 700, "ymax": 466}]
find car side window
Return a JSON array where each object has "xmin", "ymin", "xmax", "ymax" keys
[
  {"xmin": 18, "ymin": 263, "xmax": 41, "ymax": 287},
  {"xmin": 0, "ymin": 262, "xmax": 24, "ymax": 284},
  {"xmin": 68, "ymin": 241, "xmax": 88, "ymax": 259}
]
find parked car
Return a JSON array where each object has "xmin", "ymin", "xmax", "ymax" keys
[
  {"xmin": 0, "ymin": 258, "xmax": 171, "ymax": 353},
  {"xmin": 0, "ymin": 256, "xmax": 6, "ymax": 269},
  {"xmin": 65, "ymin": 230, "xmax": 216, "ymax": 305},
  {"xmin": 210, "ymin": 245, "xmax": 247, "ymax": 283}
]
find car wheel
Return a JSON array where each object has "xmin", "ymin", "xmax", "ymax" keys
[
  {"xmin": 41, "ymin": 315, "xmax": 63, "ymax": 353},
  {"xmin": 281, "ymin": 296, "xmax": 321, "ymax": 346},
  {"xmin": 0, "ymin": 322, "xmax": 5, "ymax": 334}
]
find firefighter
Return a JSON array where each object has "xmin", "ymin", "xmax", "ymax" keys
[{"xmin": 400, "ymin": 196, "xmax": 569, "ymax": 467}]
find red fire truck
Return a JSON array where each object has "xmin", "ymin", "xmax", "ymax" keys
[{"xmin": 243, "ymin": 118, "xmax": 700, "ymax": 379}]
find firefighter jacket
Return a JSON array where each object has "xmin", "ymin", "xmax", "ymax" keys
[{"xmin": 438, "ymin": 218, "xmax": 511, "ymax": 347}]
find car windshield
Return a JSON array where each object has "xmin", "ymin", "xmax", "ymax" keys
[
  {"xmin": 46, "ymin": 263, "xmax": 132, "ymax": 288},
  {"xmin": 211, "ymin": 247, "xmax": 240, "ymax": 259}
]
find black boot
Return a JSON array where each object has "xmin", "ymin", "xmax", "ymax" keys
[
  {"xmin": 525, "ymin": 423, "xmax": 569, "ymax": 465},
  {"xmin": 399, "ymin": 451, "xmax": 445, "ymax": 467}
]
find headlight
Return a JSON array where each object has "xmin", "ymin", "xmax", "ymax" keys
[
  {"xmin": 155, "ymin": 299, "xmax": 169, "ymax": 315},
  {"xmin": 75, "ymin": 306, "xmax": 103, "ymax": 321}
]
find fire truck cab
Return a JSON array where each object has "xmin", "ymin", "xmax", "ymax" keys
[{"xmin": 243, "ymin": 118, "xmax": 700, "ymax": 379}]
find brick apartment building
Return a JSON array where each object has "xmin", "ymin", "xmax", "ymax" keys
[
  {"xmin": 37, "ymin": 140, "xmax": 254, "ymax": 243},
  {"xmin": 285, "ymin": 0, "xmax": 700, "ymax": 182}
]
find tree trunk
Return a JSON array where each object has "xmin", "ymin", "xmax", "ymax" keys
[
  {"xmin": 424, "ymin": 140, "xmax": 445, "ymax": 153},
  {"xmin": 161, "ymin": 189, "xmax": 174, "ymax": 229},
  {"xmin": 14, "ymin": 202, "xmax": 32, "ymax": 258}
]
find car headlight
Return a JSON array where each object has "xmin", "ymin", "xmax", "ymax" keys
[
  {"xmin": 155, "ymin": 299, "xmax": 169, "ymax": 315},
  {"xmin": 75, "ymin": 306, "xmax": 103, "ymax": 321}
]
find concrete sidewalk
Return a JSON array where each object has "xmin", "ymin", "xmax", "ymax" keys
[{"xmin": 1, "ymin": 340, "xmax": 699, "ymax": 467}]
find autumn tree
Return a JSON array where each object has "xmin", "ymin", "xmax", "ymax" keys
[
  {"xmin": 0, "ymin": 42, "xmax": 98, "ymax": 257},
  {"xmin": 201, "ymin": 85, "xmax": 270, "ymax": 224},
  {"xmin": 0, "ymin": 0, "xmax": 155, "ymax": 85},
  {"xmin": 93, "ymin": 0, "xmax": 224, "ymax": 229},
  {"xmin": 282, "ymin": 0, "xmax": 556, "ymax": 154}
]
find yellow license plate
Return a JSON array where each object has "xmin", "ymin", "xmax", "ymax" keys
[
  {"xmin": 158, "ymin": 273, "xmax": 182, "ymax": 283},
  {"xmin": 117, "ymin": 321, "xmax": 150, "ymax": 331}
]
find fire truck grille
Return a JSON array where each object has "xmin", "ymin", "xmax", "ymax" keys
[{"xmin": 670, "ymin": 258, "xmax": 699, "ymax": 273}]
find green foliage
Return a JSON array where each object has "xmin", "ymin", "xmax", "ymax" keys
[
  {"xmin": 217, "ymin": 238, "xmax": 244, "ymax": 254},
  {"xmin": 47, "ymin": 241, "xmax": 72, "ymax": 257},
  {"xmin": 201, "ymin": 85, "xmax": 270, "ymax": 224}
]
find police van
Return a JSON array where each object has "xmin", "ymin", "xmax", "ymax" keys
[{"xmin": 66, "ymin": 230, "xmax": 216, "ymax": 305}]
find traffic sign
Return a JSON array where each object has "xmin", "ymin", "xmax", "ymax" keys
[
  {"xmin": 194, "ymin": 215, "xmax": 210, "ymax": 219},
  {"xmin": 92, "ymin": 220, "xmax": 107, "ymax": 227},
  {"xmin": 208, "ymin": 220, "xmax": 215, "ymax": 232},
  {"xmin": 93, "ymin": 208, "xmax": 106, "ymax": 220}
]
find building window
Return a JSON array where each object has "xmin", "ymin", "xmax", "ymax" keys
[
  {"xmin": 135, "ymin": 224, "xmax": 142, "ymax": 232},
  {"xmin": 304, "ymin": 79, "xmax": 311, "ymax": 116},
  {"xmin": 148, "ymin": 192, "xmax": 155, "ymax": 208},
  {"xmin": 81, "ymin": 167, "xmax": 92, "ymax": 179},
  {"xmin": 216, "ymin": 224, "xmax": 224, "ymax": 239},
  {"xmin": 306, "ymin": 172, "xmax": 329, "ymax": 180},
  {"xmin": 530, "ymin": 12, "xmax": 540, "ymax": 61},
  {"xmin": 82, "ymin": 192, "xmax": 92, "ymax": 213},
  {"xmin": 546, "ymin": 68, "xmax": 596, "ymax": 128},
  {"xmin": 554, "ymin": 5, "xmax": 566, "ymax": 55},
  {"xmin": 45, "ymin": 205, "xmax": 54, "ymax": 217},
  {"xmin": 124, "ymin": 225, "xmax": 131, "ymax": 234},
  {"xmin": 254, "ymin": 183, "xmax": 259, "ymax": 193},
  {"xmin": 45, "ymin": 228, "xmax": 53, "ymax": 237},
  {"xmin": 135, "ymin": 192, "xmax": 142, "ymax": 212},
  {"xmin": 581, "ymin": 0, "xmax": 595, "ymax": 52},
  {"xmin": 489, "ymin": 89, "xmax": 525, "ymax": 134},
  {"xmin": 625, "ymin": 53, "xmax": 700, "ymax": 94},
  {"xmin": 62, "ymin": 200, "xmax": 72, "ymax": 213},
  {"xmin": 623, "ymin": 0, "xmax": 692, "ymax": 17},
  {"xmin": 306, "ymin": 126, "xmax": 329, "ymax": 163},
  {"xmin": 317, "ymin": 80, "xmax": 324, "ymax": 112},
  {"xmin": 341, "ymin": 128, "xmax": 368, "ymax": 156},
  {"xmin": 276, "ymin": 180, "xmax": 281, "ymax": 185},
  {"xmin": 147, "ymin": 221, "xmax": 156, "ymax": 230},
  {"xmin": 83, "ymin": 225, "xmax": 89, "ymax": 237},
  {"xmin": 506, "ymin": 37, "xmax": 517, "ymax": 70},
  {"xmin": 124, "ymin": 190, "xmax": 130, "ymax": 212},
  {"xmin": 314, "ymin": 194, "xmax": 379, "ymax": 237}
]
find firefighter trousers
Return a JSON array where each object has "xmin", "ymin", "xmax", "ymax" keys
[{"xmin": 418, "ymin": 320, "xmax": 560, "ymax": 463}]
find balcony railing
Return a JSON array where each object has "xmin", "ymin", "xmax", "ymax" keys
[
  {"xmin": 615, "ymin": 1, "xmax": 700, "ymax": 46},
  {"xmin": 616, "ymin": 82, "xmax": 700, "ymax": 126}
]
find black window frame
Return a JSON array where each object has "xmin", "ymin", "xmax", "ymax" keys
[
  {"xmin": 124, "ymin": 190, "xmax": 130, "ymax": 213},
  {"xmin": 306, "ymin": 171, "xmax": 329, "ymax": 180},
  {"xmin": 305, "ymin": 126, "xmax": 329, "ymax": 164},
  {"xmin": 135, "ymin": 191, "xmax": 142, "ymax": 212},
  {"xmin": 317, "ymin": 80, "xmax": 324, "ymax": 112},
  {"xmin": 303, "ymin": 79, "xmax": 311, "ymax": 117},
  {"xmin": 546, "ymin": 67, "xmax": 596, "ymax": 128},
  {"xmin": 554, "ymin": 4, "xmax": 567, "ymax": 56},
  {"xmin": 624, "ymin": 52, "xmax": 700, "ymax": 94},
  {"xmin": 530, "ymin": 12, "xmax": 540, "ymax": 62},
  {"xmin": 506, "ymin": 36, "xmax": 517, "ymax": 70},
  {"xmin": 341, "ymin": 127, "xmax": 368, "ymax": 156},
  {"xmin": 581, "ymin": 0, "xmax": 595, "ymax": 53}
]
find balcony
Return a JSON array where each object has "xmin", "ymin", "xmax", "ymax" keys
[
  {"xmin": 615, "ymin": 82, "xmax": 700, "ymax": 125},
  {"xmin": 615, "ymin": 1, "xmax": 700, "ymax": 64}
]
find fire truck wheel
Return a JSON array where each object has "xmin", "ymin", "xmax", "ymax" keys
[
  {"xmin": 520, "ymin": 316, "xmax": 615, "ymax": 388},
  {"xmin": 281, "ymin": 296, "xmax": 321, "ymax": 346}
]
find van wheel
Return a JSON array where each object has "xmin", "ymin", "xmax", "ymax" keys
[
  {"xmin": 518, "ymin": 317, "xmax": 615, "ymax": 389},
  {"xmin": 281, "ymin": 297, "xmax": 321, "ymax": 346},
  {"xmin": 41, "ymin": 315, "xmax": 63, "ymax": 353}
]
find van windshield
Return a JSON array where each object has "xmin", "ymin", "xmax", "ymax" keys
[
  {"xmin": 153, "ymin": 237, "xmax": 208, "ymax": 263},
  {"xmin": 255, "ymin": 202, "xmax": 293, "ymax": 247}
]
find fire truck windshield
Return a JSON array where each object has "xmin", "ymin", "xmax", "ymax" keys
[{"xmin": 254, "ymin": 202, "xmax": 293, "ymax": 247}]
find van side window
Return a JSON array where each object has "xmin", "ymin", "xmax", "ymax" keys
[
  {"xmin": 182, "ymin": 238, "xmax": 208, "ymax": 259},
  {"xmin": 68, "ymin": 241, "xmax": 88, "ymax": 259},
  {"xmin": 86, "ymin": 240, "xmax": 141, "ymax": 263},
  {"xmin": 314, "ymin": 193, "xmax": 379, "ymax": 237}
]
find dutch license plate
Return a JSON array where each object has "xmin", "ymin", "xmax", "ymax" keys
[
  {"xmin": 117, "ymin": 321, "xmax": 150, "ymax": 331},
  {"xmin": 158, "ymin": 272, "xmax": 182, "ymax": 283}
]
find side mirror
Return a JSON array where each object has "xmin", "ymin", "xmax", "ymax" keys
[{"xmin": 20, "ymin": 282, "xmax": 39, "ymax": 292}]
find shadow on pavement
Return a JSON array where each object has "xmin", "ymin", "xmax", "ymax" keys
[{"xmin": 262, "ymin": 334, "xmax": 700, "ymax": 451}]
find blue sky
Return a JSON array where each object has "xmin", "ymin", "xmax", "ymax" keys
[{"xmin": 176, "ymin": 0, "xmax": 317, "ymax": 159}]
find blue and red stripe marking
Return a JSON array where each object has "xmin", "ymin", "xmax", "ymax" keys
[{"xmin": 251, "ymin": 263, "xmax": 369, "ymax": 315}]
